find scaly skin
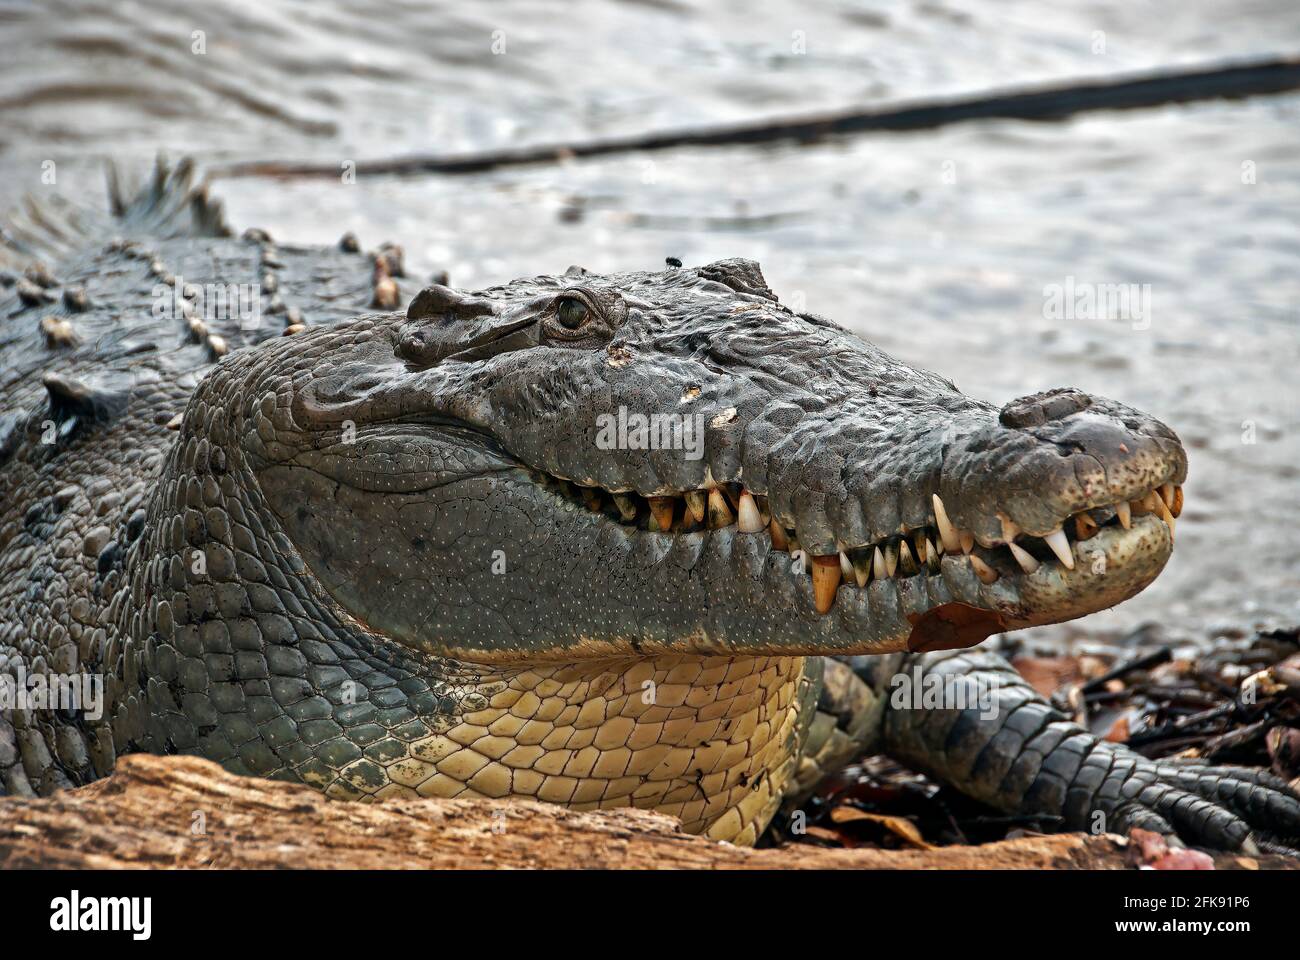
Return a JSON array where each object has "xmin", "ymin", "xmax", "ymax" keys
[{"xmin": 1, "ymin": 160, "xmax": 1297, "ymax": 852}]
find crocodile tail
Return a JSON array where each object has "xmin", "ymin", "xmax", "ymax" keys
[{"xmin": 1, "ymin": 155, "xmax": 230, "ymax": 273}]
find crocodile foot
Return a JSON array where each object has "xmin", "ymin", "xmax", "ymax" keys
[
  {"xmin": 874, "ymin": 649, "xmax": 1300, "ymax": 856},
  {"xmin": 1097, "ymin": 751, "xmax": 1300, "ymax": 854}
]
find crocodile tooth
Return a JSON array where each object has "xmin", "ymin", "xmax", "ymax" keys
[
  {"xmin": 582, "ymin": 488, "xmax": 605, "ymax": 514},
  {"xmin": 1075, "ymin": 513, "xmax": 1099, "ymax": 541},
  {"xmin": 912, "ymin": 531, "xmax": 927, "ymax": 565},
  {"xmin": 649, "ymin": 496, "xmax": 676, "ymax": 531},
  {"xmin": 1007, "ymin": 541, "xmax": 1040, "ymax": 574},
  {"xmin": 737, "ymin": 491, "xmax": 764, "ymax": 533},
  {"xmin": 932, "ymin": 494, "xmax": 960, "ymax": 553},
  {"xmin": 872, "ymin": 546, "xmax": 887, "ymax": 581},
  {"xmin": 1158, "ymin": 482, "xmax": 1175, "ymax": 510},
  {"xmin": 684, "ymin": 490, "xmax": 706, "ymax": 524},
  {"xmin": 1115, "ymin": 500, "xmax": 1131, "ymax": 529},
  {"xmin": 1153, "ymin": 494, "xmax": 1176, "ymax": 541},
  {"xmin": 898, "ymin": 539, "xmax": 919, "ymax": 575},
  {"xmin": 707, "ymin": 488, "xmax": 733, "ymax": 528},
  {"xmin": 1043, "ymin": 527, "xmax": 1074, "ymax": 569},
  {"xmin": 839, "ymin": 550, "xmax": 854, "ymax": 581},
  {"xmin": 769, "ymin": 520, "xmax": 789, "ymax": 551},
  {"xmin": 959, "ymin": 531, "xmax": 974, "ymax": 556},
  {"xmin": 811, "ymin": 555, "xmax": 841, "ymax": 614},
  {"xmin": 1171, "ymin": 485, "xmax": 1183, "ymax": 518},
  {"xmin": 998, "ymin": 514, "xmax": 1020, "ymax": 544},
  {"xmin": 754, "ymin": 495, "xmax": 771, "ymax": 526},
  {"xmin": 850, "ymin": 550, "xmax": 871, "ymax": 588},
  {"xmin": 612, "ymin": 492, "xmax": 638, "ymax": 522},
  {"xmin": 970, "ymin": 554, "xmax": 999, "ymax": 584},
  {"xmin": 924, "ymin": 537, "xmax": 940, "ymax": 572},
  {"xmin": 884, "ymin": 542, "xmax": 898, "ymax": 578}
]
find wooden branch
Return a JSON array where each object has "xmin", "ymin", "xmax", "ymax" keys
[
  {"xmin": 209, "ymin": 57, "xmax": 1300, "ymax": 181},
  {"xmin": 0, "ymin": 755, "xmax": 1287, "ymax": 869}
]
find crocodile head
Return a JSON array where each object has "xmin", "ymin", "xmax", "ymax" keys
[{"xmin": 194, "ymin": 258, "xmax": 1184, "ymax": 664}]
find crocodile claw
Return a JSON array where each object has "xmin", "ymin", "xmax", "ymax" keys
[{"xmin": 1089, "ymin": 748, "xmax": 1300, "ymax": 853}]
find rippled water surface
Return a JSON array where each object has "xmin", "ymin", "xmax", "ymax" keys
[{"xmin": 2, "ymin": 0, "xmax": 1298, "ymax": 646}]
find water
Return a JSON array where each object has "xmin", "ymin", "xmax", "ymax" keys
[{"xmin": 2, "ymin": 0, "xmax": 1298, "ymax": 646}]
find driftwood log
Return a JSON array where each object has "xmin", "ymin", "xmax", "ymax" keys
[
  {"xmin": 0, "ymin": 755, "xmax": 1287, "ymax": 869},
  {"xmin": 211, "ymin": 57, "xmax": 1300, "ymax": 180}
]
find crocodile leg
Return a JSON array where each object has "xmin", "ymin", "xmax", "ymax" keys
[
  {"xmin": 840, "ymin": 649, "xmax": 1300, "ymax": 852},
  {"xmin": 783, "ymin": 657, "xmax": 886, "ymax": 809}
]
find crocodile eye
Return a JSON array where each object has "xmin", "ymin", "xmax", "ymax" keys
[{"xmin": 556, "ymin": 297, "xmax": 589, "ymax": 330}]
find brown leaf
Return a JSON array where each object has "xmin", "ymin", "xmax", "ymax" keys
[
  {"xmin": 1011, "ymin": 656, "xmax": 1084, "ymax": 699},
  {"xmin": 907, "ymin": 603, "xmax": 1006, "ymax": 652},
  {"xmin": 1103, "ymin": 714, "xmax": 1131, "ymax": 743},
  {"xmin": 829, "ymin": 807, "xmax": 934, "ymax": 850},
  {"xmin": 802, "ymin": 825, "xmax": 851, "ymax": 847}
]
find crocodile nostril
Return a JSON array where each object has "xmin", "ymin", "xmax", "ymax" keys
[
  {"xmin": 406, "ymin": 284, "xmax": 497, "ymax": 322},
  {"xmin": 999, "ymin": 388, "xmax": 1093, "ymax": 429},
  {"xmin": 396, "ymin": 326, "xmax": 439, "ymax": 365}
]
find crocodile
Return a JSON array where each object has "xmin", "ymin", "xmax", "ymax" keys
[{"xmin": 1, "ymin": 159, "xmax": 1297, "ymax": 853}]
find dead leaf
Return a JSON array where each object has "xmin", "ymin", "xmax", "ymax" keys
[
  {"xmin": 1011, "ymin": 655, "xmax": 1083, "ymax": 699},
  {"xmin": 829, "ymin": 806, "xmax": 934, "ymax": 850},
  {"xmin": 907, "ymin": 603, "xmax": 1006, "ymax": 652},
  {"xmin": 1103, "ymin": 714, "xmax": 1130, "ymax": 743},
  {"xmin": 802, "ymin": 825, "xmax": 850, "ymax": 846}
]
